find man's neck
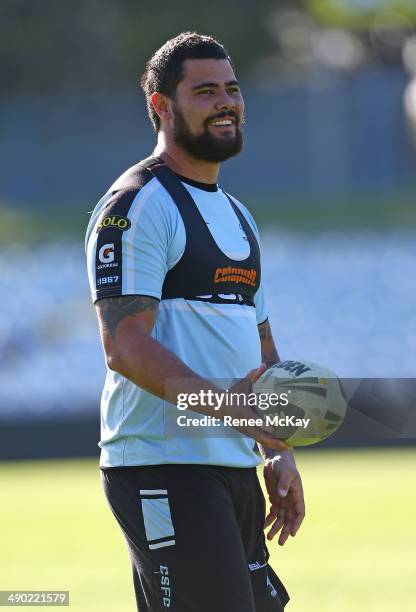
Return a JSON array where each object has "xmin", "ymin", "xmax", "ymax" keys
[{"xmin": 153, "ymin": 139, "xmax": 220, "ymax": 185}]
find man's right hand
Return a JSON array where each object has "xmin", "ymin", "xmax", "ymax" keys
[{"xmin": 221, "ymin": 364, "xmax": 288, "ymax": 451}]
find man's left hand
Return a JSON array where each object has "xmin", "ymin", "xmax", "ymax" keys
[{"xmin": 263, "ymin": 451, "xmax": 305, "ymax": 546}]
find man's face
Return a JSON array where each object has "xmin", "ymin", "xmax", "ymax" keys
[{"xmin": 170, "ymin": 58, "xmax": 245, "ymax": 162}]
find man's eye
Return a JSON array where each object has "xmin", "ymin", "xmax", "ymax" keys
[
  {"xmin": 198, "ymin": 89, "xmax": 213, "ymax": 94},
  {"xmin": 228, "ymin": 87, "xmax": 240, "ymax": 94}
]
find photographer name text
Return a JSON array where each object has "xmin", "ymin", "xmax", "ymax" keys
[{"xmin": 176, "ymin": 415, "xmax": 310, "ymax": 428}]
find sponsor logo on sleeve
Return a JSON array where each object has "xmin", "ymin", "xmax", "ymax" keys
[
  {"xmin": 97, "ymin": 215, "xmax": 131, "ymax": 232},
  {"xmin": 98, "ymin": 243, "xmax": 115, "ymax": 263},
  {"xmin": 97, "ymin": 242, "xmax": 119, "ymax": 271}
]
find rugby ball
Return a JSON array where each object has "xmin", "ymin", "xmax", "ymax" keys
[{"xmin": 252, "ymin": 360, "xmax": 347, "ymax": 446}]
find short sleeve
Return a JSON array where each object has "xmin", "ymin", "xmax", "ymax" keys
[
  {"xmin": 254, "ymin": 282, "xmax": 268, "ymax": 325},
  {"xmin": 86, "ymin": 183, "xmax": 177, "ymax": 303}
]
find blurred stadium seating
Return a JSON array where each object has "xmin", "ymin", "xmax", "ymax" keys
[{"xmin": 0, "ymin": 230, "xmax": 415, "ymax": 428}]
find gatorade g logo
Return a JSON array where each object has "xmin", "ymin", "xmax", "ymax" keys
[
  {"xmin": 98, "ymin": 243, "xmax": 115, "ymax": 263},
  {"xmin": 97, "ymin": 215, "xmax": 131, "ymax": 232}
]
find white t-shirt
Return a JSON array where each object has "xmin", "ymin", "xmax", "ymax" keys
[{"xmin": 85, "ymin": 164, "xmax": 268, "ymax": 468}]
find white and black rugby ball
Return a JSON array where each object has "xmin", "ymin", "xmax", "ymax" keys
[{"xmin": 252, "ymin": 360, "xmax": 347, "ymax": 446}]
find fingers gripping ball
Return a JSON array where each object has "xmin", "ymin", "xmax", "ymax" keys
[{"xmin": 251, "ymin": 360, "xmax": 347, "ymax": 447}]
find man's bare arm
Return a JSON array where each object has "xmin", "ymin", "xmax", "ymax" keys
[
  {"xmin": 98, "ymin": 295, "xmax": 159, "ymax": 342},
  {"xmin": 96, "ymin": 295, "xmax": 210, "ymax": 407},
  {"xmin": 258, "ymin": 319, "xmax": 280, "ymax": 369},
  {"xmin": 257, "ymin": 319, "xmax": 282, "ymax": 460},
  {"xmin": 257, "ymin": 321, "xmax": 305, "ymax": 541},
  {"xmin": 95, "ymin": 295, "xmax": 287, "ymax": 450}
]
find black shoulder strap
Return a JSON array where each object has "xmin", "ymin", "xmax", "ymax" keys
[
  {"xmin": 222, "ymin": 191, "xmax": 259, "ymax": 251},
  {"xmin": 141, "ymin": 158, "xmax": 258, "ymax": 247},
  {"xmin": 139, "ymin": 157, "xmax": 207, "ymax": 228}
]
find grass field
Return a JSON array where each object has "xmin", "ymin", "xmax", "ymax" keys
[{"xmin": 0, "ymin": 449, "xmax": 415, "ymax": 611}]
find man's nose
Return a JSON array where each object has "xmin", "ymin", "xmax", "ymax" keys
[{"xmin": 214, "ymin": 91, "xmax": 235, "ymax": 111}]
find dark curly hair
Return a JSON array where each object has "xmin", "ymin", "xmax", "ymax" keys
[{"xmin": 140, "ymin": 32, "xmax": 233, "ymax": 132}]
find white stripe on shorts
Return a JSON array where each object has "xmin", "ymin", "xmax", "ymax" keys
[{"xmin": 149, "ymin": 539, "xmax": 176, "ymax": 550}]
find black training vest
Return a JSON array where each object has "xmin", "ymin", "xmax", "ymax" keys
[{"xmin": 140, "ymin": 157, "xmax": 261, "ymax": 306}]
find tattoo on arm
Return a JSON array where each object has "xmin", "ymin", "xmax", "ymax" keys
[
  {"xmin": 96, "ymin": 295, "xmax": 159, "ymax": 341},
  {"xmin": 258, "ymin": 319, "xmax": 273, "ymax": 341},
  {"xmin": 258, "ymin": 319, "xmax": 280, "ymax": 368}
]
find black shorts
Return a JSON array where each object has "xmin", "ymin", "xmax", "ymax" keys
[{"xmin": 101, "ymin": 464, "xmax": 289, "ymax": 612}]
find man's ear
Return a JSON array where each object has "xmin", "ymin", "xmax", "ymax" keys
[{"xmin": 151, "ymin": 92, "xmax": 171, "ymax": 124}]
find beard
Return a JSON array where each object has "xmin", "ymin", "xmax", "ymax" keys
[{"xmin": 172, "ymin": 103, "xmax": 244, "ymax": 162}]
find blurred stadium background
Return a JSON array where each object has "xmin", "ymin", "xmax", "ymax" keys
[{"xmin": 0, "ymin": 1, "xmax": 415, "ymax": 610}]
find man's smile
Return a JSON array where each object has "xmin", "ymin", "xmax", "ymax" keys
[
  {"xmin": 207, "ymin": 115, "xmax": 237, "ymax": 131},
  {"xmin": 211, "ymin": 119, "xmax": 233, "ymax": 126}
]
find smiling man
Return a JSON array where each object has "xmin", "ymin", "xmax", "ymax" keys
[{"xmin": 85, "ymin": 32, "xmax": 305, "ymax": 612}]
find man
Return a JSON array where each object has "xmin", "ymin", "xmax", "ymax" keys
[{"xmin": 85, "ymin": 32, "xmax": 305, "ymax": 611}]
